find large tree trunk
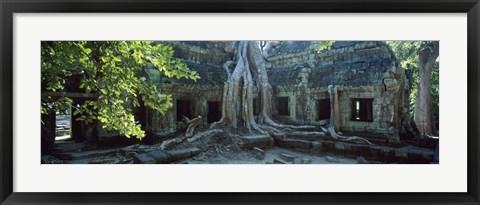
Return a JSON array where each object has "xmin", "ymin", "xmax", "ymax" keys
[
  {"xmin": 211, "ymin": 41, "xmax": 264, "ymax": 133},
  {"xmin": 414, "ymin": 41, "xmax": 439, "ymax": 137},
  {"xmin": 211, "ymin": 41, "xmax": 315, "ymax": 133}
]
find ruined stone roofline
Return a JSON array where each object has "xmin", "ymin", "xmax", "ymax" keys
[
  {"xmin": 167, "ymin": 42, "xmax": 210, "ymax": 54},
  {"xmin": 267, "ymin": 49, "xmax": 317, "ymax": 61},
  {"xmin": 318, "ymin": 46, "xmax": 392, "ymax": 63},
  {"xmin": 267, "ymin": 42, "xmax": 395, "ymax": 72},
  {"xmin": 274, "ymin": 84, "xmax": 386, "ymax": 93},
  {"xmin": 182, "ymin": 59, "xmax": 225, "ymax": 69},
  {"xmin": 156, "ymin": 83, "xmax": 223, "ymax": 92}
]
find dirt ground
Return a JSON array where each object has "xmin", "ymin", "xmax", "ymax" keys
[{"xmin": 174, "ymin": 146, "xmax": 358, "ymax": 164}]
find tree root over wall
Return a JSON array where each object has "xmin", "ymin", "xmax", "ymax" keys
[{"xmin": 165, "ymin": 41, "xmax": 373, "ymax": 150}]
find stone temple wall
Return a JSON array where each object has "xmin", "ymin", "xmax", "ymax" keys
[
  {"xmin": 268, "ymin": 41, "xmax": 410, "ymax": 140},
  {"xmin": 142, "ymin": 42, "xmax": 228, "ymax": 135},
  {"xmin": 147, "ymin": 84, "xmax": 223, "ymax": 135},
  {"xmin": 99, "ymin": 41, "xmax": 411, "ymax": 141}
]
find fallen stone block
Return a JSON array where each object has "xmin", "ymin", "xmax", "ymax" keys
[
  {"xmin": 239, "ymin": 135, "xmax": 274, "ymax": 149},
  {"xmin": 395, "ymin": 149, "xmax": 409, "ymax": 159},
  {"xmin": 142, "ymin": 150, "xmax": 172, "ymax": 164},
  {"xmin": 325, "ymin": 156, "xmax": 340, "ymax": 163},
  {"xmin": 167, "ymin": 148, "xmax": 201, "ymax": 161},
  {"xmin": 356, "ymin": 156, "xmax": 370, "ymax": 164},
  {"xmin": 334, "ymin": 142, "xmax": 347, "ymax": 151},
  {"xmin": 310, "ymin": 141, "xmax": 323, "ymax": 152},
  {"xmin": 133, "ymin": 152, "xmax": 157, "ymax": 164},
  {"xmin": 253, "ymin": 147, "xmax": 265, "ymax": 160},
  {"xmin": 301, "ymin": 158, "xmax": 312, "ymax": 164},
  {"xmin": 280, "ymin": 153, "xmax": 297, "ymax": 162},
  {"xmin": 292, "ymin": 157, "xmax": 311, "ymax": 164},
  {"xmin": 272, "ymin": 159, "xmax": 287, "ymax": 164},
  {"xmin": 287, "ymin": 131, "xmax": 325, "ymax": 141},
  {"xmin": 120, "ymin": 144, "xmax": 155, "ymax": 154},
  {"xmin": 55, "ymin": 148, "xmax": 119, "ymax": 160},
  {"xmin": 133, "ymin": 148, "xmax": 202, "ymax": 164},
  {"xmin": 277, "ymin": 139, "xmax": 311, "ymax": 150}
]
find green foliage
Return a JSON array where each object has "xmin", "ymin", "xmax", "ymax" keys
[
  {"xmin": 41, "ymin": 41, "xmax": 199, "ymax": 139},
  {"xmin": 317, "ymin": 41, "xmax": 335, "ymax": 53},
  {"xmin": 387, "ymin": 41, "xmax": 439, "ymax": 118}
]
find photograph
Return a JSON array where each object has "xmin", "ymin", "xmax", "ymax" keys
[{"xmin": 40, "ymin": 40, "xmax": 439, "ymax": 164}]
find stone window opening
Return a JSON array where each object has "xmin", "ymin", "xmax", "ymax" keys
[
  {"xmin": 316, "ymin": 99, "xmax": 331, "ymax": 120},
  {"xmin": 207, "ymin": 101, "xmax": 221, "ymax": 123},
  {"xmin": 176, "ymin": 99, "xmax": 193, "ymax": 121},
  {"xmin": 351, "ymin": 98, "xmax": 373, "ymax": 122},
  {"xmin": 276, "ymin": 97, "xmax": 289, "ymax": 116}
]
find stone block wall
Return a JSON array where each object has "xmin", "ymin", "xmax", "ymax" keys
[
  {"xmin": 273, "ymin": 84, "xmax": 404, "ymax": 140},
  {"xmin": 269, "ymin": 41, "xmax": 409, "ymax": 140},
  {"xmin": 148, "ymin": 84, "xmax": 223, "ymax": 134}
]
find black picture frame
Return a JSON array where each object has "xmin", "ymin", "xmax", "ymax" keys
[{"xmin": 1, "ymin": 0, "xmax": 479, "ymax": 204}]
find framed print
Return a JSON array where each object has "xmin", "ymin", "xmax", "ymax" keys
[{"xmin": 1, "ymin": 0, "xmax": 479, "ymax": 204}]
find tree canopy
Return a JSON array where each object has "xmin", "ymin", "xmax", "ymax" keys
[{"xmin": 41, "ymin": 41, "xmax": 200, "ymax": 139}]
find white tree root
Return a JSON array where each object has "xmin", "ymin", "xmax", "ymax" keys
[{"xmin": 209, "ymin": 41, "xmax": 326, "ymax": 139}]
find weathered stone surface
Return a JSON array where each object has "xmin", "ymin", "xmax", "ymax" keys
[
  {"xmin": 356, "ymin": 156, "xmax": 370, "ymax": 164},
  {"xmin": 325, "ymin": 156, "xmax": 340, "ymax": 163},
  {"xmin": 310, "ymin": 141, "xmax": 323, "ymax": 152},
  {"xmin": 54, "ymin": 148, "xmax": 119, "ymax": 160},
  {"xmin": 280, "ymin": 153, "xmax": 297, "ymax": 162},
  {"xmin": 120, "ymin": 144, "xmax": 155, "ymax": 154},
  {"xmin": 287, "ymin": 131, "xmax": 325, "ymax": 141},
  {"xmin": 301, "ymin": 158, "xmax": 312, "ymax": 164},
  {"xmin": 272, "ymin": 159, "xmax": 288, "ymax": 164},
  {"xmin": 253, "ymin": 147, "xmax": 265, "ymax": 160},
  {"xmin": 133, "ymin": 152, "xmax": 157, "ymax": 164},
  {"xmin": 276, "ymin": 138, "xmax": 311, "ymax": 150},
  {"xmin": 334, "ymin": 142, "xmax": 348, "ymax": 151},
  {"xmin": 137, "ymin": 150, "xmax": 172, "ymax": 164},
  {"xmin": 167, "ymin": 148, "xmax": 202, "ymax": 161},
  {"xmin": 239, "ymin": 135, "xmax": 274, "ymax": 149},
  {"xmin": 133, "ymin": 148, "xmax": 201, "ymax": 164}
]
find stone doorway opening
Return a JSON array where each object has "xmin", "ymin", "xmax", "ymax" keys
[
  {"xmin": 207, "ymin": 101, "xmax": 221, "ymax": 123},
  {"xmin": 176, "ymin": 100, "xmax": 193, "ymax": 121},
  {"xmin": 276, "ymin": 97, "xmax": 289, "ymax": 116},
  {"xmin": 317, "ymin": 99, "xmax": 331, "ymax": 120}
]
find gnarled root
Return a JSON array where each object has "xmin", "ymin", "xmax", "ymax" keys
[
  {"xmin": 161, "ymin": 129, "xmax": 224, "ymax": 150},
  {"xmin": 328, "ymin": 126, "xmax": 373, "ymax": 145},
  {"xmin": 326, "ymin": 85, "xmax": 374, "ymax": 145},
  {"xmin": 185, "ymin": 116, "xmax": 203, "ymax": 137},
  {"xmin": 186, "ymin": 129, "xmax": 224, "ymax": 143}
]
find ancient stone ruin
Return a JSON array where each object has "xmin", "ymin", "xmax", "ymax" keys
[{"xmin": 41, "ymin": 41, "xmax": 438, "ymax": 164}]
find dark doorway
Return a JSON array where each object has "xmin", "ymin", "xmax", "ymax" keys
[
  {"xmin": 177, "ymin": 100, "xmax": 193, "ymax": 121},
  {"xmin": 351, "ymin": 98, "xmax": 373, "ymax": 122},
  {"xmin": 207, "ymin": 101, "xmax": 221, "ymax": 123},
  {"xmin": 71, "ymin": 99, "xmax": 85, "ymax": 142},
  {"xmin": 317, "ymin": 99, "xmax": 331, "ymax": 120},
  {"xmin": 276, "ymin": 97, "xmax": 289, "ymax": 116}
]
